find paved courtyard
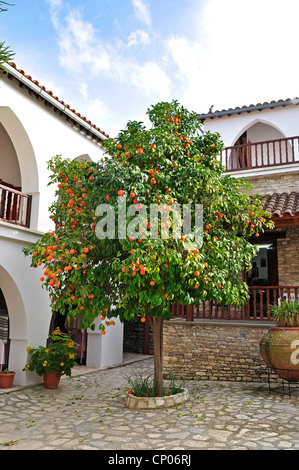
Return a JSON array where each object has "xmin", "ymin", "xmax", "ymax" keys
[{"xmin": 1, "ymin": 355, "xmax": 299, "ymax": 451}]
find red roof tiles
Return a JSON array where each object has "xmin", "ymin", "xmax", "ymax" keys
[
  {"xmin": 262, "ymin": 192, "xmax": 299, "ymax": 218},
  {"xmin": 5, "ymin": 62, "xmax": 110, "ymax": 140},
  {"xmin": 197, "ymin": 98, "xmax": 299, "ymax": 120}
]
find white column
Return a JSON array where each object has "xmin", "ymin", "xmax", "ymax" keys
[
  {"xmin": 9, "ymin": 338, "xmax": 41, "ymax": 386},
  {"xmin": 86, "ymin": 317, "xmax": 123, "ymax": 368}
]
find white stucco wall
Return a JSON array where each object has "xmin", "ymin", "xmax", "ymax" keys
[
  {"xmin": 0, "ymin": 223, "xmax": 51, "ymax": 385},
  {"xmin": 0, "ymin": 77, "xmax": 106, "ymax": 232},
  {"xmin": 87, "ymin": 316, "xmax": 124, "ymax": 369}
]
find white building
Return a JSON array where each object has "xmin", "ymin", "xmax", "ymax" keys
[
  {"xmin": 195, "ymin": 98, "xmax": 299, "ymax": 320},
  {"xmin": 197, "ymin": 98, "xmax": 299, "ymax": 180},
  {"xmin": 0, "ymin": 62, "xmax": 123, "ymax": 386}
]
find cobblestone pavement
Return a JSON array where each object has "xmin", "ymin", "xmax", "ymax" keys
[{"xmin": 1, "ymin": 356, "xmax": 299, "ymax": 451}]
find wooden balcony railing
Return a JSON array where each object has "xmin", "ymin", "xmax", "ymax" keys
[
  {"xmin": 222, "ymin": 135, "xmax": 299, "ymax": 172},
  {"xmin": 171, "ymin": 286, "xmax": 299, "ymax": 322},
  {"xmin": 0, "ymin": 184, "xmax": 32, "ymax": 228}
]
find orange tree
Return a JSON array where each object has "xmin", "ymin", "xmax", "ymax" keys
[{"xmin": 24, "ymin": 100, "xmax": 273, "ymax": 395}]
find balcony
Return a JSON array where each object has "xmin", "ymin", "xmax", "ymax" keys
[
  {"xmin": 171, "ymin": 286, "xmax": 299, "ymax": 322},
  {"xmin": 0, "ymin": 183, "xmax": 32, "ymax": 228},
  {"xmin": 222, "ymin": 135, "xmax": 299, "ymax": 172}
]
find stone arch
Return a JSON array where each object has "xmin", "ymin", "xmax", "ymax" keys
[
  {"xmin": 228, "ymin": 119, "xmax": 292, "ymax": 169},
  {"xmin": 0, "ymin": 265, "xmax": 27, "ymax": 383},
  {"xmin": 0, "ymin": 106, "xmax": 39, "ymax": 227},
  {"xmin": 0, "ymin": 266, "xmax": 27, "ymax": 341},
  {"xmin": 0, "ymin": 122, "xmax": 21, "ymax": 188},
  {"xmin": 231, "ymin": 118, "xmax": 287, "ymax": 148},
  {"xmin": 74, "ymin": 154, "xmax": 92, "ymax": 162}
]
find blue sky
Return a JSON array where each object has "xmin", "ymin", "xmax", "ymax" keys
[{"xmin": 2, "ymin": 0, "xmax": 299, "ymax": 137}]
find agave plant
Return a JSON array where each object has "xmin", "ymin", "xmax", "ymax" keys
[
  {"xmin": 270, "ymin": 300, "xmax": 299, "ymax": 327},
  {"xmin": 0, "ymin": 41, "xmax": 14, "ymax": 73}
]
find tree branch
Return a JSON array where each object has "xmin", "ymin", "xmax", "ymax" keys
[{"xmin": 0, "ymin": 2, "xmax": 14, "ymax": 12}]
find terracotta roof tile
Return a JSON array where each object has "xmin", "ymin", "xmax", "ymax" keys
[
  {"xmin": 262, "ymin": 192, "xmax": 299, "ymax": 217},
  {"xmin": 197, "ymin": 98, "xmax": 299, "ymax": 120},
  {"xmin": 6, "ymin": 62, "xmax": 110, "ymax": 139}
]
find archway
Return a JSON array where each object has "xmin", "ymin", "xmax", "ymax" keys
[
  {"xmin": 229, "ymin": 120, "xmax": 293, "ymax": 169},
  {"xmin": 0, "ymin": 122, "xmax": 21, "ymax": 188},
  {"xmin": 0, "ymin": 288, "xmax": 9, "ymax": 369},
  {"xmin": 0, "ymin": 265, "xmax": 28, "ymax": 383},
  {"xmin": 0, "ymin": 107, "xmax": 39, "ymax": 228},
  {"xmin": 231, "ymin": 119, "xmax": 288, "ymax": 148},
  {"xmin": 74, "ymin": 154, "xmax": 92, "ymax": 162},
  {"xmin": 49, "ymin": 310, "xmax": 87, "ymax": 365}
]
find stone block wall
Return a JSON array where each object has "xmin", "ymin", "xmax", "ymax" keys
[
  {"xmin": 163, "ymin": 320, "xmax": 279, "ymax": 383},
  {"xmin": 246, "ymin": 172, "xmax": 299, "ymax": 195},
  {"xmin": 123, "ymin": 321, "xmax": 153, "ymax": 354},
  {"xmin": 277, "ymin": 226, "xmax": 299, "ymax": 285}
]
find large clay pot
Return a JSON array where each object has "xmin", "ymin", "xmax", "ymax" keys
[
  {"xmin": 0, "ymin": 371, "xmax": 16, "ymax": 389},
  {"xmin": 43, "ymin": 371, "xmax": 61, "ymax": 389},
  {"xmin": 259, "ymin": 327, "xmax": 299, "ymax": 382}
]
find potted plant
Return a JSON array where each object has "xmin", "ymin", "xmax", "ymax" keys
[
  {"xmin": 24, "ymin": 327, "xmax": 77, "ymax": 388},
  {"xmin": 124, "ymin": 370, "xmax": 189, "ymax": 409},
  {"xmin": 259, "ymin": 300, "xmax": 299, "ymax": 382},
  {"xmin": 0, "ymin": 368, "xmax": 16, "ymax": 389}
]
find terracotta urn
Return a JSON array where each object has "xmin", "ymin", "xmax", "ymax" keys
[
  {"xmin": 259, "ymin": 327, "xmax": 299, "ymax": 382},
  {"xmin": 43, "ymin": 371, "xmax": 61, "ymax": 389}
]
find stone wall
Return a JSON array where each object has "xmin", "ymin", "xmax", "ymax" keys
[
  {"xmin": 277, "ymin": 226, "xmax": 299, "ymax": 285},
  {"xmin": 163, "ymin": 320, "xmax": 278, "ymax": 383},
  {"xmin": 123, "ymin": 321, "xmax": 153, "ymax": 354},
  {"xmin": 246, "ymin": 172, "xmax": 299, "ymax": 195}
]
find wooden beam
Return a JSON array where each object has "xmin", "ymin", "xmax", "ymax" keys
[
  {"xmin": 273, "ymin": 217, "xmax": 299, "ymax": 227},
  {"xmin": 250, "ymin": 230, "xmax": 286, "ymax": 243}
]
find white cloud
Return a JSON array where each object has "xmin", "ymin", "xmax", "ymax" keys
[
  {"xmin": 85, "ymin": 98, "xmax": 108, "ymax": 123},
  {"xmin": 78, "ymin": 83, "xmax": 88, "ymax": 98},
  {"xmin": 47, "ymin": 4, "xmax": 170, "ymax": 99},
  {"xmin": 167, "ymin": 37, "xmax": 203, "ymax": 80},
  {"xmin": 55, "ymin": 9, "xmax": 111, "ymax": 75},
  {"xmin": 166, "ymin": 0, "xmax": 299, "ymax": 114},
  {"xmin": 131, "ymin": 0, "xmax": 151, "ymax": 26},
  {"xmin": 129, "ymin": 62, "xmax": 171, "ymax": 99},
  {"xmin": 46, "ymin": 0, "xmax": 62, "ymax": 8},
  {"xmin": 128, "ymin": 30, "xmax": 150, "ymax": 47},
  {"xmin": 40, "ymin": 0, "xmax": 299, "ymax": 137},
  {"xmin": 46, "ymin": 0, "xmax": 62, "ymax": 29}
]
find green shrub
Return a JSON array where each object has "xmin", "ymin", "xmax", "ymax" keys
[
  {"xmin": 270, "ymin": 300, "xmax": 299, "ymax": 327},
  {"xmin": 24, "ymin": 327, "xmax": 77, "ymax": 377},
  {"xmin": 124, "ymin": 370, "xmax": 184, "ymax": 397}
]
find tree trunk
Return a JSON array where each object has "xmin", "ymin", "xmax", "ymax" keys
[{"xmin": 150, "ymin": 316, "xmax": 164, "ymax": 396}]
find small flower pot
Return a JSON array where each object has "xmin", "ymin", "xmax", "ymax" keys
[
  {"xmin": 43, "ymin": 372, "xmax": 61, "ymax": 389},
  {"xmin": 0, "ymin": 371, "xmax": 16, "ymax": 389}
]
